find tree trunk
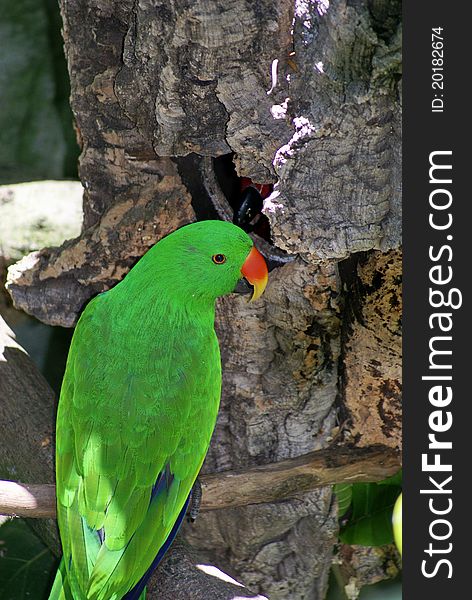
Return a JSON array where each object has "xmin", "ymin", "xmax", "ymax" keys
[{"xmin": 5, "ymin": 1, "xmax": 402, "ymax": 598}]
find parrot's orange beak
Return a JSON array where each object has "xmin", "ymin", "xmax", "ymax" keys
[{"xmin": 241, "ymin": 246, "xmax": 268, "ymax": 301}]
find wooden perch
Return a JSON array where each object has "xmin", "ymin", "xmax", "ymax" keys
[
  {"xmin": 201, "ymin": 444, "xmax": 400, "ymax": 509},
  {"xmin": 0, "ymin": 482, "xmax": 56, "ymax": 518},
  {"xmin": 0, "ymin": 445, "xmax": 399, "ymax": 519}
]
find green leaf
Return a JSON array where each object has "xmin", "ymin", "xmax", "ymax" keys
[
  {"xmin": 0, "ymin": 519, "xmax": 57, "ymax": 600},
  {"xmin": 334, "ymin": 483, "xmax": 352, "ymax": 518},
  {"xmin": 338, "ymin": 471, "xmax": 402, "ymax": 546}
]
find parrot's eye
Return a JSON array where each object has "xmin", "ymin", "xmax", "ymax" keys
[{"xmin": 212, "ymin": 254, "xmax": 226, "ymax": 264}]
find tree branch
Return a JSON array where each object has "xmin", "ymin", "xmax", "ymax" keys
[
  {"xmin": 202, "ymin": 444, "xmax": 400, "ymax": 508},
  {"xmin": 0, "ymin": 481, "xmax": 56, "ymax": 518},
  {"xmin": 0, "ymin": 314, "xmax": 59, "ymax": 551},
  {"xmin": 0, "ymin": 445, "xmax": 399, "ymax": 519}
]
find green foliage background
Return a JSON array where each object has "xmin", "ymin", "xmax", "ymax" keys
[
  {"xmin": 336, "ymin": 471, "xmax": 402, "ymax": 547},
  {"xmin": 0, "ymin": 519, "xmax": 57, "ymax": 600},
  {"xmin": 0, "ymin": 0, "xmax": 79, "ymax": 184}
]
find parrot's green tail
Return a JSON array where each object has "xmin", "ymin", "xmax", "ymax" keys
[
  {"xmin": 48, "ymin": 559, "xmax": 74, "ymax": 600},
  {"xmin": 48, "ymin": 559, "xmax": 146, "ymax": 600}
]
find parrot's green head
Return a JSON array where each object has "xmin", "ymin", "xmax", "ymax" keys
[{"xmin": 137, "ymin": 220, "xmax": 268, "ymax": 305}]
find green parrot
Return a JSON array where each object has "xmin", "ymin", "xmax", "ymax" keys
[{"xmin": 49, "ymin": 220, "xmax": 268, "ymax": 600}]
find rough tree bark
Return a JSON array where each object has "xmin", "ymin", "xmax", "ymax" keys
[{"xmin": 4, "ymin": 1, "xmax": 401, "ymax": 598}]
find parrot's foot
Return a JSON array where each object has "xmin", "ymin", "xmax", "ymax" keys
[{"xmin": 187, "ymin": 478, "xmax": 202, "ymax": 523}]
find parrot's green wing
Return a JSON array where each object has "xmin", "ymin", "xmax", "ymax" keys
[{"xmin": 55, "ymin": 293, "xmax": 221, "ymax": 600}]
